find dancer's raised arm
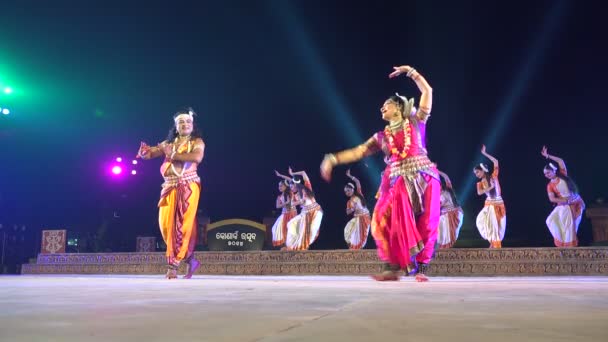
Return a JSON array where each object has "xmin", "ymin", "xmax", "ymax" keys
[
  {"xmin": 346, "ymin": 169, "xmax": 363, "ymax": 194},
  {"xmin": 541, "ymin": 146, "xmax": 567, "ymax": 173},
  {"xmin": 289, "ymin": 167, "xmax": 311, "ymax": 187},
  {"xmin": 481, "ymin": 145, "xmax": 499, "ymax": 170},
  {"xmin": 275, "ymin": 170, "xmax": 292, "ymax": 182},
  {"xmin": 438, "ymin": 170, "xmax": 453, "ymax": 189},
  {"xmin": 389, "ymin": 65, "xmax": 433, "ymax": 121}
]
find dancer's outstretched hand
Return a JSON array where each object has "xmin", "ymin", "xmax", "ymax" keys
[
  {"xmin": 137, "ymin": 142, "xmax": 150, "ymax": 158},
  {"xmin": 389, "ymin": 65, "xmax": 413, "ymax": 78},
  {"xmin": 320, "ymin": 157, "xmax": 334, "ymax": 182},
  {"xmin": 541, "ymin": 146, "xmax": 549, "ymax": 158}
]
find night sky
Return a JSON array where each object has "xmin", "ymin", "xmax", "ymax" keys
[{"xmin": 1, "ymin": 0, "xmax": 605, "ymax": 254}]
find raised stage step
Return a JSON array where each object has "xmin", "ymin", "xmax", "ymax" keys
[{"xmin": 21, "ymin": 248, "xmax": 608, "ymax": 276}]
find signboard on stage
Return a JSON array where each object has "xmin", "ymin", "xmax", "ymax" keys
[
  {"xmin": 206, "ymin": 219, "xmax": 266, "ymax": 251},
  {"xmin": 41, "ymin": 230, "xmax": 67, "ymax": 254},
  {"xmin": 136, "ymin": 237, "xmax": 156, "ymax": 252}
]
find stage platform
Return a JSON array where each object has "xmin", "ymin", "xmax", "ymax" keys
[
  {"xmin": 1, "ymin": 275, "xmax": 607, "ymax": 341},
  {"xmin": 21, "ymin": 247, "xmax": 608, "ymax": 276}
]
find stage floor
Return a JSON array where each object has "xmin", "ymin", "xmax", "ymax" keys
[{"xmin": 1, "ymin": 275, "xmax": 607, "ymax": 341}]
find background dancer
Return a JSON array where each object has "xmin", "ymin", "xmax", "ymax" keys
[
  {"xmin": 541, "ymin": 146, "xmax": 585, "ymax": 247},
  {"xmin": 473, "ymin": 145, "xmax": 506, "ymax": 248},
  {"xmin": 271, "ymin": 173, "xmax": 297, "ymax": 247},
  {"xmin": 437, "ymin": 170, "xmax": 463, "ymax": 249},
  {"xmin": 343, "ymin": 169, "xmax": 371, "ymax": 249},
  {"xmin": 285, "ymin": 168, "xmax": 323, "ymax": 250}
]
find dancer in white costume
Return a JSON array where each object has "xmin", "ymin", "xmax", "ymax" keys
[
  {"xmin": 343, "ymin": 169, "xmax": 371, "ymax": 249},
  {"xmin": 436, "ymin": 170, "xmax": 463, "ymax": 248},
  {"xmin": 271, "ymin": 172, "xmax": 297, "ymax": 247},
  {"xmin": 473, "ymin": 145, "xmax": 506, "ymax": 248},
  {"xmin": 285, "ymin": 168, "xmax": 323, "ymax": 250},
  {"xmin": 541, "ymin": 146, "xmax": 585, "ymax": 247}
]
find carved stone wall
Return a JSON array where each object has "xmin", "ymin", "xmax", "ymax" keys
[{"xmin": 22, "ymin": 248, "xmax": 608, "ymax": 276}]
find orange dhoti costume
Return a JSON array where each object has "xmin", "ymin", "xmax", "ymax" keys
[{"xmin": 158, "ymin": 140, "xmax": 202, "ymax": 268}]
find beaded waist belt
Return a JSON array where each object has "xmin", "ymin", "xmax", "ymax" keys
[
  {"xmin": 162, "ymin": 170, "xmax": 200, "ymax": 188},
  {"xmin": 561, "ymin": 194, "xmax": 583, "ymax": 206},
  {"xmin": 354, "ymin": 208, "xmax": 370, "ymax": 217},
  {"xmin": 388, "ymin": 155, "xmax": 437, "ymax": 180},
  {"xmin": 484, "ymin": 196, "xmax": 504, "ymax": 205},
  {"xmin": 441, "ymin": 205, "xmax": 461, "ymax": 215},
  {"xmin": 301, "ymin": 202, "xmax": 321, "ymax": 213},
  {"xmin": 282, "ymin": 206, "xmax": 296, "ymax": 213}
]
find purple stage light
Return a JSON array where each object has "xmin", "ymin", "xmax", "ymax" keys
[
  {"xmin": 111, "ymin": 165, "xmax": 123, "ymax": 175},
  {"xmin": 116, "ymin": 157, "xmax": 123, "ymax": 162}
]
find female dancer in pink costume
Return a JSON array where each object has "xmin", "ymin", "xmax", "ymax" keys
[{"xmin": 321, "ymin": 64, "xmax": 440, "ymax": 282}]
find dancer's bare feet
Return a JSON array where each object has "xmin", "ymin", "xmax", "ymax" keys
[
  {"xmin": 371, "ymin": 270, "xmax": 400, "ymax": 281},
  {"xmin": 415, "ymin": 263, "xmax": 430, "ymax": 282},
  {"xmin": 183, "ymin": 258, "xmax": 200, "ymax": 279},
  {"xmin": 490, "ymin": 241, "xmax": 502, "ymax": 248},
  {"xmin": 415, "ymin": 273, "xmax": 429, "ymax": 282},
  {"xmin": 165, "ymin": 268, "xmax": 178, "ymax": 279}
]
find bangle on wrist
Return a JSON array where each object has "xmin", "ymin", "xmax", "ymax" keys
[{"xmin": 325, "ymin": 153, "xmax": 338, "ymax": 166}]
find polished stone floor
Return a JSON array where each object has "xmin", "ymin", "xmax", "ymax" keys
[{"xmin": 1, "ymin": 275, "xmax": 607, "ymax": 341}]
